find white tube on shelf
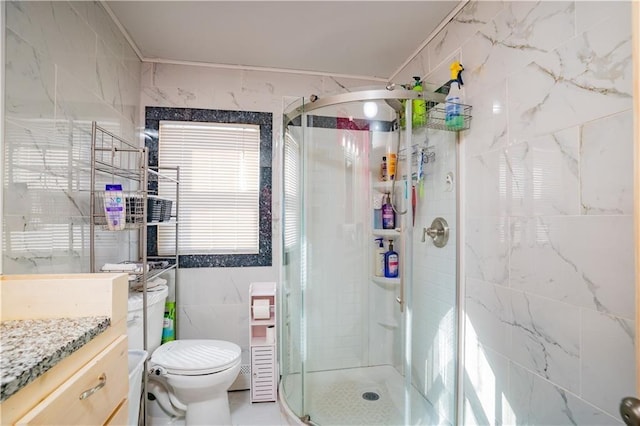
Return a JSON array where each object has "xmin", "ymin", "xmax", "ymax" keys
[{"xmin": 266, "ymin": 325, "xmax": 275, "ymax": 344}]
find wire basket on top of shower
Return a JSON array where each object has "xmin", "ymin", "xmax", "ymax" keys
[{"xmin": 423, "ymin": 101, "xmax": 472, "ymax": 132}]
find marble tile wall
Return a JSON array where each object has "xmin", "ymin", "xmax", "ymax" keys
[
  {"xmin": 3, "ymin": 1, "xmax": 141, "ymax": 274},
  {"xmin": 140, "ymin": 62, "xmax": 381, "ymax": 360},
  {"xmin": 6, "ymin": 3, "xmax": 634, "ymax": 422},
  {"xmin": 395, "ymin": 1, "xmax": 634, "ymax": 423}
]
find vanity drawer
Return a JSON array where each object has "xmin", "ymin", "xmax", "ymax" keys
[
  {"xmin": 16, "ymin": 335, "xmax": 128, "ymax": 425},
  {"xmin": 105, "ymin": 399, "xmax": 128, "ymax": 425}
]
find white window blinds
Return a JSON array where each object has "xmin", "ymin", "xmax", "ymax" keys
[
  {"xmin": 283, "ymin": 132, "xmax": 300, "ymax": 249},
  {"xmin": 158, "ymin": 121, "xmax": 260, "ymax": 254}
]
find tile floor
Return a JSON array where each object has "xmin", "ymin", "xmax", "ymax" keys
[{"xmin": 229, "ymin": 390, "xmax": 291, "ymax": 426}]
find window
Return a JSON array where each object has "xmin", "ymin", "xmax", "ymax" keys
[
  {"xmin": 145, "ymin": 107, "xmax": 272, "ymax": 268},
  {"xmin": 158, "ymin": 121, "xmax": 260, "ymax": 254},
  {"xmin": 283, "ymin": 131, "xmax": 300, "ymax": 250}
]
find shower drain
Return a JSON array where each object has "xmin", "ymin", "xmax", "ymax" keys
[{"xmin": 362, "ymin": 391, "xmax": 380, "ymax": 401}]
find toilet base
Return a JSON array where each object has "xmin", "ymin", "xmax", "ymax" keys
[
  {"xmin": 147, "ymin": 391, "xmax": 233, "ymax": 426},
  {"xmin": 146, "ymin": 396, "xmax": 185, "ymax": 426},
  {"xmin": 186, "ymin": 396, "xmax": 232, "ymax": 426}
]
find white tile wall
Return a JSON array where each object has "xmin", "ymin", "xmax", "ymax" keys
[
  {"xmin": 3, "ymin": 0, "xmax": 142, "ymax": 274},
  {"xmin": 581, "ymin": 110, "xmax": 634, "ymax": 215},
  {"xmin": 395, "ymin": 0, "xmax": 635, "ymax": 423}
]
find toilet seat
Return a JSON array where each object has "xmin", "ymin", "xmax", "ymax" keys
[{"xmin": 151, "ymin": 340, "xmax": 241, "ymax": 376}]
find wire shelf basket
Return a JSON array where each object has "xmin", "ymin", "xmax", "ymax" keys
[
  {"xmin": 425, "ymin": 102, "xmax": 472, "ymax": 132},
  {"xmin": 399, "ymin": 101, "xmax": 472, "ymax": 132},
  {"xmin": 93, "ymin": 192, "xmax": 146, "ymax": 228}
]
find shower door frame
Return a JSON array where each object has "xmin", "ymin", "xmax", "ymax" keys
[{"xmin": 282, "ymin": 88, "xmax": 462, "ymax": 425}]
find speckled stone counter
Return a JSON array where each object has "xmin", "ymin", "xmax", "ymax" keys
[{"xmin": 0, "ymin": 316, "xmax": 111, "ymax": 402}]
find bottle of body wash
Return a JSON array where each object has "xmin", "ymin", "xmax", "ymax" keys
[
  {"xmin": 384, "ymin": 239, "xmax": 399, "ymax": 278},
  {"xmin": 104, "ymin": 184, "xmax": 125, "ymax": 230},
  {"xmin": 382, "ymin": 193, "xmax": 395, "ymax": 229},
  {"xmin": 373, "ymin": 238, "xmax": 385, "ymax": 277}
]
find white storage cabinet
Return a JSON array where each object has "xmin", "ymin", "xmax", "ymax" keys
[{"xmin": 249, "ymin": 282, "xmax": 277, "ymax": 402}]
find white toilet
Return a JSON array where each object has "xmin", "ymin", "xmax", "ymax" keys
[
  {"xmin": 127, "ymin": 285, "xmax": 169, "ymax": 352},
  {"xmin": 148, "ymin": 340, "xmax": 241, "ymax": 425},
  {"xmin": 126, "ymin": 286, "xmax": 242, "ymax": 425}
]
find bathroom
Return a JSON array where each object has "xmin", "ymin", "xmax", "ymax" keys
[{"xmin": 1, "ymin": 1, "xmax": 638, "ymax": 425}]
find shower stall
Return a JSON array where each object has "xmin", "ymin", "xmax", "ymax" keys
[{"xmin": 281, "ymin": 88, "xmax": 462, "ymax": 425}]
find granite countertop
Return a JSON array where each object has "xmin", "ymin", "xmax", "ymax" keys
[{"xmin": 0, "ymin": 316, "xmax": 111, "ymax": 402}]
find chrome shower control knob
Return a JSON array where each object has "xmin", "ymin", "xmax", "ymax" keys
[{"xmin": 422, "ymin": 217, "xmax": 449, "ymax": 248}]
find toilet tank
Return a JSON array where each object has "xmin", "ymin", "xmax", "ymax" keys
[{"xmin": 127, "ymin": 285, "xmax": 169, "ymax": 353}]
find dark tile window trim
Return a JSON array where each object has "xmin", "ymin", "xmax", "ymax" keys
[
  {"xmin": 145, "ymin": 106, "xmax": 272, "ymax": 268},
  {"xmin": 288, "ymin": 115, "xmax": 395, "ymax": 132}
]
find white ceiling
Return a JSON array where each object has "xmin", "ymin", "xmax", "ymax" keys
[{"xmin": 105, "ymin": 1, "xmax": 462, "ymax": 80}]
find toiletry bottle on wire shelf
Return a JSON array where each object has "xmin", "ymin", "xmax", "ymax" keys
[
  {"xmin": 104, "ymin": 184, "xmax": 125, "ymax": 231},
  {"xmin": 412, "ymin": 76, "xmax": 427, "ymax": 128},
  {"xmin": 445, "ymin": 61, "xmax": 465, "ymax": 130}
]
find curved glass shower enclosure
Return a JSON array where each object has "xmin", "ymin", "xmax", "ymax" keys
[{"xmin": 281, "ymin": 88, "xmax": 460, "ymax": 425}]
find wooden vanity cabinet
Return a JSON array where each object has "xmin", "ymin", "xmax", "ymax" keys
[{"xmin": 0, "ymin": 273, "xmax": 129, "ymax": 426}]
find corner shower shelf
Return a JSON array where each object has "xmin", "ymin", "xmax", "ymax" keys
[
  {"xmin": 373, "ymin": 180, "xmax": 407, "ymax": 193},
  {"xmin": 372, "ymin": 276, "xmax": 401, "ymax": 286},
  {"xmin": 372, "ymin": 228, "xmax": 401, "ymax": 237}
]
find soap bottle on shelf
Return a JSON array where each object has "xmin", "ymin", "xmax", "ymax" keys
[
  {"xmin": 384, "ymin": 239, "xmax": 399, "ymax": 278},
  {"xmin": 382, "ymin": 193, "xmax": 395, "ymax": 230},
  {"xmin": 412, "ymin": 76, "xmax": 427, "ymax": 128},
  {"xmin": 373, "ymin": 238, "xmax": 385, "ymax": 277},
  {"xmin": 373, "ymin": 194, "xmax": 383, "ymax": 229},
  {"xmin": 387, "ymin": 153, "xmax": 397, "ymax": 181}
]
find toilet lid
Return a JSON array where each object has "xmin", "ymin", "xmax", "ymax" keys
[{"xmin": 151, "ymin": 340, "xmax": 241, "ymax": 375}]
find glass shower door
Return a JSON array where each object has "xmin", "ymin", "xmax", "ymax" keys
[
  {"xmin": 280, "ymin": 91, "xmax": 460, "ymax": 425},
  {"xmin": 281, "ymin": 98, "xmax": 305, "ymax": 419},
  {"xmin": 408, "ymin": 126, "xmax": 459, "ymax": 425}
]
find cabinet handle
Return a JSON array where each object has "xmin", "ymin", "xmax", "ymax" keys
[{"xmin": 79, "ymin": 374, "xmax": 107, "ymax": 400}]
